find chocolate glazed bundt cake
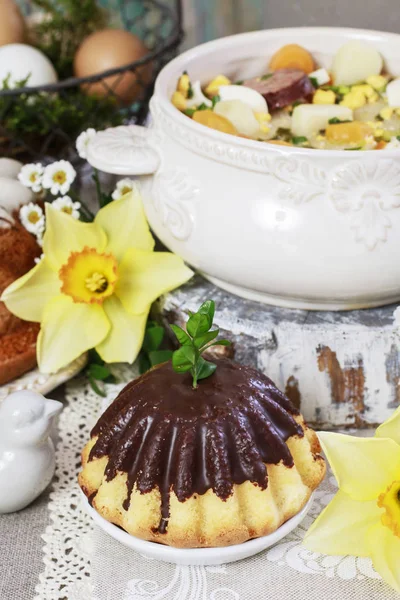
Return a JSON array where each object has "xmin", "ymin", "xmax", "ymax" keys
[{"xmin": 79, "ymin": 359, "xmax": 325, "ymax": 548}]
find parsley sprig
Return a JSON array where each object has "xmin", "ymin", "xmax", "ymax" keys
[{"xmin": 171, "ymin": 300, "xmax": 230, "ymax": 388}]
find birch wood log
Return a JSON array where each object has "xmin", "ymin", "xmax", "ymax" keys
[{"xmin": 155, "ymin": 275, "xmax": 400, "ymax": 430}]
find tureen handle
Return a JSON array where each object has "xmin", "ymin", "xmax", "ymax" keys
[{"xmin": 86, "ymin": 125, "xmax": 160, "ymax": 175}]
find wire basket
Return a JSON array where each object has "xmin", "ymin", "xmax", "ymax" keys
[{"xmin": 0, "ymin": 0, "xmax": 182, "ymax": 163}]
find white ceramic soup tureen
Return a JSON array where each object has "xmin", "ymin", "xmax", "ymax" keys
[{"xmin": 87, "ymin": 27, "xmax": 400, "ymax": 311}]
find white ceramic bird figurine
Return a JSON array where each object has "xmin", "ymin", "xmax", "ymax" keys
[{"xmin": 0, "ymin": 390, "xmax": 63, "ymax": 513}]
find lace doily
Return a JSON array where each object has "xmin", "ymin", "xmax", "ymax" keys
[
  {"xmin": 34, "ymin": 364, "xmax": 137, "ymax": 600},
  {"xmin": 34, "ymin": 366, "xmax": 394, "ymax": 600}
]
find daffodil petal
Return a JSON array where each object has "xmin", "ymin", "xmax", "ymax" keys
[
  {"xmin": 115, "ymin": 248, "xmax": 193, "ymax": 315},
  {"xmin": 367, "ymin": 523, "xmax": 400, "ymax": 592},
  {"xmin": 376, "ymin": 406, "xmax": 400, "ymax": 445},
  {"xmin": 37, "ymin": 295, "xmax": 110, "ymax": 373},
  {"xmin": 318, "ymin": 432, "xmax": 400, "ymax": 501},
  {"xmin": 303, "ymin": 490, "xmax": 380, "ymax": 557},
  {"xmin": 1, "ymin": 258, "xmax": 60, "ymax": 322},
  {"xmin": 95, "ymin": 192, "xmax": 154, "ymax": 261},
  {"xmin": 95, "ymin": 295, "xmax": 148, "ymax": 364},
  {"xmin": 43, "ymin": 203, "xmax": 107, "ymax": 270}
]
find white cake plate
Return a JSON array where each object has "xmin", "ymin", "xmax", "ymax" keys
[
  {"xmin": 81, "ymin": 490, "xmax": 314, "ymax": 566},
  {"xmin": 0, "ymin": 354, "xmax": 88, "ymax": 402}
]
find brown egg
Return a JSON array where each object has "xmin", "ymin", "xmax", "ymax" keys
[
  {"xmin": 0, "ymin": 0, "xmax": 25, "ymax": 47},
  {"xmin": 74, "ymin": 29, "xmax": 150, "ymax": 105}
]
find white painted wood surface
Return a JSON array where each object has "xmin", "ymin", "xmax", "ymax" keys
[{"xmin": 156, "ymin": 275, "xmax": 400, "ymax": 430}]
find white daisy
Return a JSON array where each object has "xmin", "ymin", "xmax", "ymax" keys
[
  {"xmin": 76, "ymin": 128, "xmax": 97, "ymax": 159},
  {"xmin": 385, "ymin": 137, "xmax": 400, "ymax": 149},
  {"xmin": 19, "ymin": 203, "xmax": 45, "ymax": 236},
  {"xmin": 42, "ymin": 160, "xmax": 76, "ymax": 195},
  {"xmin": 51, "ymin": 196, "xmax": 81, "ymax": 219},
  {"xmin": 111, "ymin": 178, "xmax": 140, "ymax": 201},
  {"xmin": 18, "ymin": 163, "xmax": 44, "ymax": 193}
]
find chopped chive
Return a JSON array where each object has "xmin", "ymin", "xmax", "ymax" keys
[
  {"xmin": 328, "ymin": 117, "xmax": 352, "ymax": 124},
  {"xmin": 310, "ymin": 77, "xmax": 318, "ymax": 88},
  {"xmin": 260, "ymin": 73, "xmax": 273, "ymax": 81},
  {"xmin": 291, "ymin": 136, "xmax": 308, "ymax": 145}
]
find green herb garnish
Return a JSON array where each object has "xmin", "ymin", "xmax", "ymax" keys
[
  {"xmin": 187, "ymin": 80, "xmax": 194, "ymax": 100},
  {"xmin": 310, "ymin": 77, "xmax": 318, "ymax": 88},
  {"xmin": 196, "ymin": 102, "xmax": 209, "ymax": 111},
  {"xmin": 345, "ymin": 146, "xmax": 362, "ymax": 151},
  {"xmin": 211, "ymin": 94, "xmax": 221, "ymax": 108},
  {"xmin": 138, "ymin": 321, "xmax": 173, "ymax": 374},
  {"xmin": 291, "ymin": 136, "xmax": 308, "ymax": 145},
  {"xmin": 396, "ymin": 135, "xmax": 400, "ymax": 141},
  {"xmin": 184, "ymin": 108, "xmax": 196, "ymax": 117},
  {"xmin": 235, "ymin": 80, "xmax": 244, "ymax": 85},
  {"xmin": 328, "ymin": 117, "xmax": 352, "ymax": 124},
  {"xmin": 171, "ymin": 300, "xmax": 230, "ymax": 388},
  {"xmin": 260, "ymin": 73, "xmax": 273, "ymax": 81}
]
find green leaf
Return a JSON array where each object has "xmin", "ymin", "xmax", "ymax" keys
[
  {"xmin": 88, "ymin": 375, "xmax": 106, "ymax": 397},
  {"xmin": 172, "ymin": 346, "xmax": 198, "ymax": 373},
  {"xmin": 195, "ymin": 357, "xmax": 217, "ymax": 381},
  {"xmin": 208, "ymin": 339, "xmax": 231, "ymax": 347},
  {"xmin": 184, "ymin": 108, "xmax": 196, "ymax": 117},
  {"xmin": 149, "ymin": 349, "xmax": 173, "ymax": 366},
  {"xmin": 138, "ymin": 353, "xmax": 151, "ymax": 375},
  {"xmin": 193, "ymin": 329, "xmax": 219, "ymax": 349},
  {"xmin": 198, "ymin": 300, "xmax": 215, "ymax": 323},
  {"xmin": 186, "ymin": 312, "xmax": 211, "ymax": 338},
  {"xmin": 260, "ymin": 73, "xmax": 273, "ymax": 80},
  {"xmin": 197, "ymin": 103, "xmax": 209, "ymax": 111},
  {"xmin": 170, "ymin": 324, "xmax": 192, "ymax": 346},
  {"xmin": 291, "ymin": 136, "xmax": 308, "ymax": 145},
  {"xmin": 309, "ymin": 76, "xmax": 318, "ymax": 88},
  {"xmin": 211, "ymin": 94, "xmax": 221, "ymax": 108},
  {"xmin": 142, "ymin": 325, "xmax": 164, "ymax": 353},
  {"xmin": 88, "ymin": 363, "xmax": 112, "ymax": 381},
  {"xmin": 328, "ymin": 117, "xmax": 352, "ymax": 124}
]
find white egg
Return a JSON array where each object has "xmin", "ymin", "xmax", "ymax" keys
[
  {"xmin": 0, "ymin": 158, "xmax": 22, "ymax": 179},
  {"xmin": 292, "ymin": 104, "xmax": 353, "ymax": 138},
  {"xmin": 214, "ymin": 99, "xmax": 260, "ymax": 137},
  {"xmin": 0, "ymin": 44, "xmax": 58, "ymax": 88},
  {"xmin": 386, "ymin": 78, "xmax": 400, "ymax": 107},
  {"xmin": 219, "ymin": 85, "xmax": 268, "ymax": 113},
  {"xmin": 309, "ymin": 68, "xmax": 330, "ymax": 86},
  {"xmin": 0, "ymin": 177, "xmax": 33, "ymax": 213},
  {"xmin": 186, "ymin": 80, "xmax": 212, "ymax": 108},
  {"xmin": 332, "ymin": 41, "xmax": 383, "ymax": 86}
]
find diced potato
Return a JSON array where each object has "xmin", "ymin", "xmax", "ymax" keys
[
  {"xmin": 214, "ymin": 99, "xmax": 260, "ymax": 137},
  {"xmin": 354, "ymin": 100, "xmax": 385, "ymax": 121},
  {"xmin": 177, "ymin": 73, "xmax": 191, "ymax": 97},
  {"xmin": 219, "ymin": 85, "xmax": 268, "ymax": 113},
  {"xmin": 340, "ymin": 90, "xmax": 367, "ymax": 110},
  {"xmin": 291, "ymin": 104, "xmax": 353, "ymax": 138},
  {"xmin": 205, "ymin": 75, "xmax": 231, "ymax": 97},
  {"xmin": 309, "ymin": 68, "xmax": 330, "ymax": 86},
  {"xmin": 313, "ymin": 90, "xmax": 336, "ymax": 104},
  {"xmin": 192, "ymin": 110, "xmax": 238, "ymax": 135},
  {"xmin": 386, "ymin": 78, "xmax": 400, "ymax": 108},
  {"xmin": 326, "ymin": 121, "xmax": 373, "ymax": 144},
  {"xmin": 332, "ymin": 41, "xmax": 383, "ymax": 86},
  {"xmin": 171, "ymin": 91, "xmax": 187, "ymax": 111},
  {"xmin": 366, "ymin": 74, "xmax": 388, "ymax": 91}
]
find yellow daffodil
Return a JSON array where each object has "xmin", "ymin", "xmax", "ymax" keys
[
  {"xmin": 1, "ymin": 192, "xmax": 193, "ymax": 373},
  {"xmin": 304, "ymin": 407, "xmax": 400, "ymax": 592}
]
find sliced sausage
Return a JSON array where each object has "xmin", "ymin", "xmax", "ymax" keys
[{"xmin": 243, "ymin": 69, "xmax": 314, "ymax": 111}]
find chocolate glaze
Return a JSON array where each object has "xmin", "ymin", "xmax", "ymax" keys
[{"xmin": 89, "ymin": 359, "xmax": 303, "ymax": 533}]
